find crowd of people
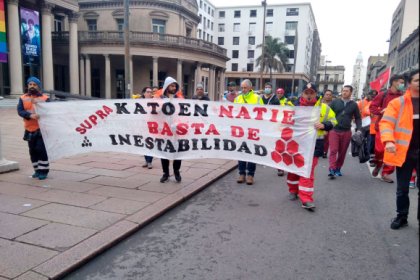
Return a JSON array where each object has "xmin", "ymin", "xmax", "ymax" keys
[{"xmin": 18, "ymin": 69, "xmax": 419, "ymax": 229}]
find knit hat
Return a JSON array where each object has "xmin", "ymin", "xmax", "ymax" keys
[
  {"xmin": 196, "ymin": 83, "xmax": 204, "ymax": 89},
  {"xmin": 304, "ymin": 82, "xmax": 317, "ymax": 94},
  {"xmin": 27, "ymin": 76, "xmax": 42, "ymax": 88}
]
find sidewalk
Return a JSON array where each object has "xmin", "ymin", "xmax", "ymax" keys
[{"xmin": 0, "ymin": 108, "xmax": 236, "ymax": 280}]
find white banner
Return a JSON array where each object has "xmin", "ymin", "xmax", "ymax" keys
[{"xmin": 36, "ymin": 99, "xmax": 319, "ymax": 177}]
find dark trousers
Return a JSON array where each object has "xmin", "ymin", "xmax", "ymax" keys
[
  {"xmin": 238, "ymin": 161, "xmax": 256, "ymax": 177},
  {"xmin": 395, "ymin": 152, "xmax": 419, "ymax": 219},
  {"xmin": 161, "ymin": 159, "xmax": 181, "ymax": 175},
  {"xmin": 328, "ymin": 130, "xmax": 352, "ymax": 170},
  {"xmin": 369, "ymin": 134, "xmax": 376, "ymax": 155},
  {"xmin": 28, "ymin": 134, "xmax": 49, "ymax": 175},
  {"xmin": 144, "ymin": 155, "xmax": 153, "ymax": 163},
  {"xmin": 323, "ymin": 132, "xmax": 329, "ymax": 154}
]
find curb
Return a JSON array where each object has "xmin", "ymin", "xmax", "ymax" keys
[{"xmin": 31, "ymin": 161, "xmax": 238, "ymax": 279}]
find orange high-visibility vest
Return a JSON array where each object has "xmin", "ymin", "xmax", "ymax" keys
[
  {"xmin": 20, "ymin": 93, "xmax": 49, "ymax": 132},
  {"xmin": 379, "ymin": 89, "xmax": 414, "ymax": 167},
  {"xmin": 357, "ymin": 98, "xmax": 371, "ymax": 118},
  {"xmin": 370, "ymin": 114, "xmax": 379, "ymax": 134}
]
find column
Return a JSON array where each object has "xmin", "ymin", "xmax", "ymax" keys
[
  {"xmin": 152, "ymin": 56, "xmax": 158, "ymax": 86},
  {"xmin": 177, "ymin": 59, "xmax": 183, "ymax": 88},
  {"xmin": 220, "ymin": 68, "xmax": 226, "ymax": 101},
  {"xmin": 7, "ymin": 0, "xmax": 23, "ymax": 96},
  {"xmin": 69, "ymin": 13, "xmax": 79, "ymax": 94},
  {"xmin": 129, "ymin": 55, "xmax": 133, "ymax": 96},
  {"xmin": 79, "ymin": 56, "xmax": 85, "ymax": 95},
  {"xmin": 208, "ymin": 66, "xmax": 215, "ymax": 100},
  {"xmin": 104, "ymin": 54, "xmax": 111, "ymax": 99},
  {"xmin": 41, "ymin": 4, "xmax": 54, "ymax": 91},
  {"xmin": 194, "ymin": 62, "xmax": 202, "ymax": 87},
  {"xmin": 85, "ymin": 55, "xmax": 91, "ymax": 97}
]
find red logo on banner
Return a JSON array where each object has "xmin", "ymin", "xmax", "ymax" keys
[{"xmin": 271, "ymin": 127, "xmax": 304, "ymax": 168}]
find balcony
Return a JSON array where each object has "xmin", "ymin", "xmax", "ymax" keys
[{"xmin": 52, "ymin": 31, "xmax": 227, "ymax": 57}]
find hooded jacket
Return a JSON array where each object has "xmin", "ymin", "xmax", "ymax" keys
[
  {"xmin": 161, "ymin": 77, "xmax": 183, "ymax": 99},
  {"xmin": 369, "ymin": 89, "xmax": 403, "ymax": 132}
]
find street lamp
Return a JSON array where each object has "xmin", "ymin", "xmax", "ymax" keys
[{"xmin": 259, "ymin": 0, "xmax": 267, "ymax": 89}]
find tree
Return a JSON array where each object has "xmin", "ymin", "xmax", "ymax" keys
[{"xmin": 256, "ymin": 36, "xmax": 290, "ymax": 80}]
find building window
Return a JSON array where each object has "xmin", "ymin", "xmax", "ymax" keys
[
  {"xmin": 211, "ymin": 22, "xmax": 214, "ymax": 31},
  {"xmin": 285, "ymin": 21, "xmax": 298, "ymax": 30},
  {"xmin": 186, "ymin": 28, "xmax": 192, "ymax": 37},
  {"xmin": 267, "ymin": 9, "xmax": 273, "ymax": 17},
  {"xmin": 152, "ymin": 19, "xmax": 165, "ymax": 33},
  {"xmin": 86, "ymin": 19, "xmax": 97, "ymax": 31},
  {"xmin": 203, "ymin": 31, "xmax": 206, "ymax": 39},
  {"xmin": 288, "ymin": 50, "xmax": 295, "ymax": 59},
  {"xmin": 211, "ymin": 10, "xmax": 214, "ymax": 17},
  {"xmin": 207, "ymin": 34, "xmax": 209, "ymax": 41},
  {"xmin": 249, "ymin": 22, "xmax": 256, "ymax": 33},
  {"xmin": 54, "ymin": 16, "xmax": 64, "ymax": 32},
  {"xmin": 247, "ymin": 63, "xmax": 254, "ymax": 71},
  {"xmin": 234, "ymin": 10, "xmax": 241, "ymax": 18},
  {"xmin": 200, "ymin": 0, "xmax": 202, "ymax": 8},
  {"xmin": 286, "ymin": 8, "xmax": 299, "ymax": 16},
  {"xmin": 233, "ymin": 37, "xmax": 240, "ymax": 45},
  {"xmin": 233, "ymin": 23, "xmax": 240, "ymax": 32},
  {"xmin": 266, "ymin": 22, "xmax": 273, "ymax": 33},
  {"xmin": 116, "ymin": 18, "xmax": 124, "ymax": 31},
  {"xmin": 204, "ymin": 3, "xmax": 206, "ymax": 10},
  {"xmin": 207, "ymin": 19, "xmax": 210, "ymax": 28},
  {"xmin": 248, "ymin": 36, "xmax": 255, "ymax": 45},
  {"xmin": 199, "ymin": 14, "xmax": 202, "ymax": 23},
  {"xmin": 218, "ymin": 37, "xmax": 224, "ymax": 45},
  {"xmin": 210, "ymin": 35, "xmax": 213, "ymax": 42},
  {"xmin": 248, "ymin": 50, "xmax": 254, "ymax": 58},
  {"xmin": 219, "ymin": 11, "xmax": 225, "ymax": 18},
  {"xmin": 250, "ymin": 10, "xmax": 257, "ymax": 17},
  {"xmin": 198, "ymin": 29, "xmax": 201, "ymax": 38},
  {"xmin": 285, "ymin": 36, "xmax": 295, "ymax": 44},
  {"xmin": 232, "ymin": 63, "xmax": 238, "ymax": 71},
  {"xmin": 232, "ymin": 50, "xmax": 239, "ymax": 58},
  {"xmin": 208, "ymin": 7, "xmax": 210, "ymax": 14},
  {"xmin": 218, "ymin": 24, "xmax": 225, "ymax": 32}
]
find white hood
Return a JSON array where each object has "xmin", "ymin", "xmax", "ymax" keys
[{"xmin": 161, "ymin": 76, "xmax": 179, "ymax": 96}]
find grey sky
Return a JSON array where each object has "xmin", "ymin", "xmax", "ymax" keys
[{"xmin": 210, "ymin": 0, "xmax": 400, "ymax": 84}]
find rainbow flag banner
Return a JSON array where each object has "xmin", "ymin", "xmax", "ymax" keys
[{"xmin": 0, "ymin": 0, "xmax": 7, "ymax": 63}]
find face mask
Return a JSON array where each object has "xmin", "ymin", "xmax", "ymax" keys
[
  {"xmin": 264, "ymin": 88, "xmax": 272, "ymax": 94},
  {"xmin": 397, "ymin": 84, "xmax": 405, "ymax": 91}
]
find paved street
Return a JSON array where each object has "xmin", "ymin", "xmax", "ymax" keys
[
  {"xmin": 64, "ymin": 155, "xmax": 419, "ymax": 280},
  {"xmin": 0, "ymin": 108, "xmax": 235, "ymax": 279}
]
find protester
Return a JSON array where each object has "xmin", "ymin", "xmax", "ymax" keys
[
  {"xmin": 357, "ymin": 92, "xmax": 373, "ymax": 138},
  {"xmin": 141, "ymin": 86, "xmax": 154, "ymax": 169},
  {"xmin": 17, "ymin": 77, "xmax": 50, "ymax": 180},
  {"xmin": 152, "ymin": 86, "xmax": 159, "ymax": 97},
  {"xmin": 192, "ymin": 83, "xmax": 210, "ymax": 100},
  {"xmin": 159, "ymin": 77, "xmax": 183, "ymax": 183},
  {"xmin": 370, "ymin": 75, "xmax": 405, "ymax": 183},
  {"xmin": 322, "ymin": 89, "xmax": 334, "ymax": 158},
  {"xmin": 369, "ymin": 90, "xmax": 379, "ymax": 162},
  {"xmin": 287, "ymin": 83, "xmax": 337, "ymax": 210},
  {"xmin": 328, "ymin": 85, "xmax": 362, "ymax": 178},
  {"xmin": 261, "ymin": 82, "xmax": 280, "ymax": 105},
  {"xmin": 225, "ymin": 82, "xmax": 238, "ymax": 102},
  {"xmin": 275, "ymin": 88, "xmax": 292, "ymax": 106},
  {"xmin": 379, "ymin": 70, "xmax": 419, "ymax": 229},
  {"xmin": 234, "ymin": 79, "xmax": 263, "ymax": 185}
]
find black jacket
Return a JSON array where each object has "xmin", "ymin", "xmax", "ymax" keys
[{"xmin": 330, "ymin": 98, "xmax": 362, "ymax": 132}]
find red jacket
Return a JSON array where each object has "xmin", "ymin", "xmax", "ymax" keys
[{"xmin": 369, "ymin": 89, "xmax": 403, "ymax": 131}]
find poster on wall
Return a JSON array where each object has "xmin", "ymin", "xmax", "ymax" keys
[
  {"xmin": 20, "ymin": 7, "xmax": 41, "ymax": 65},
  {"xmin": 0, "ymin": 0, "xmax": 7, "ymax": 63}
]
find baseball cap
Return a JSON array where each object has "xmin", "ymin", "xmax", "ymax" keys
[{"xmin": 228, "ymin": 82, "xmax": 236, "ymax": 87}]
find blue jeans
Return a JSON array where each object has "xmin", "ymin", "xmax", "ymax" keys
[
  {"xmin": 238, "ymin": 161, "xmax": 256, "ymax": 177},
  {"xmin": 144, "ymin": 155, "xmax": 153, "ymax": 163}
]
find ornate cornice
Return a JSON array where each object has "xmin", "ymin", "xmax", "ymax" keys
[
  {"xmin": 79, "ymin": 1, "xmax": 200, "ymax": 23},
  {"xmin": 68, "ymin": 12, "xmax": 80, "ymax": 23}
]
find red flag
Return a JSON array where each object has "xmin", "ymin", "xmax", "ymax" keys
[{"xmin": 369, "ymin": 68, "xmax": 391, "ymax": 91}]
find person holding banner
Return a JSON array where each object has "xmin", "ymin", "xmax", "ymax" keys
[
  {"xmin": 159, "ymin": 77, "xmax": 183, "ymax": 183},
  {"xmin": 141, "ymin": 87, "xmax": 154, "ymax": 169},
  {"xmin": 234, "ymin": 79, "xmax": 264, "ymax": 185},
  {"xmin": 287, "ymin": 83, "xmax": 337, "ymax": 210},
  {"xmin": 369, "ymin": 75, "xmax": 405, "ymax": 183},
  {"xmin": 379, "ymin": 70, "xmax": 419, "ymax": 229},
  {"xmin": 17, "ymin": 77, "xmax": 50, "ymax": 180},
  {"xmin": 192, "ymin": 83, "xmax": 210, "ymax": 101}
]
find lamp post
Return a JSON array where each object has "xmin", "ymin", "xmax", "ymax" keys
[
  {"xmin": 324, "ymin": 59, "xmax": 331, "ymax": 91},
  {"xmin": 124, "ymin": 0, "xmax": 131, "ymax": 98},
  {"xmin": 259, "ymin": 0, "xmax": 267, "ymax": 89}
]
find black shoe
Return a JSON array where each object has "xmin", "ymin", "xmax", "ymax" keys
[
  {"xmin": 302, "ymin": 202, "xmax": 315, "ymax": 211},
  {"xmin": 390, "ymin": 216, "xmax": 408, "ymax": 230},
  {"xmin": 174, "ymin": 173, "xmax": 182, "ymax": 183},
  {"xmin": 322, "ymin": 152, "xmax": 327, "ymax": 158},
  {"xmin": 328, "ymin": 168, "xmax": 336, "ymax": 179},
  {"xmin": 160, "ymin": 174, "xmax": 169, "ymax": 183}
]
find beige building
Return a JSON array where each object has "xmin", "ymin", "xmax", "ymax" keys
[{"xmin": 2, "ymin": 0, "xmax": 229, "ymax": 99}]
